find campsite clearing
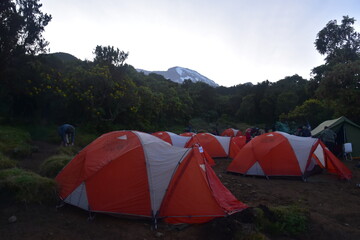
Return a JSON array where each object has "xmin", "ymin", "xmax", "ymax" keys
[{"xmin": 1, "ymin": 141, "xmax": 360, "ymax": 239}]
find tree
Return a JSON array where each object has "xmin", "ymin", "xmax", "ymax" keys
[
  {"xmin": 93, "ymin": 45, "xmax": 129, "ymax": 67},
  {"xmin": 280, "ymin": 99, "xmax": 333, "ymax": 127},
  {"xmin": 314, "ymin": 16, "xmax": 360, "ymax": 65},
  {"xmin": 0, "ymin": 0, "xmax": 51, "ymax": 68}
]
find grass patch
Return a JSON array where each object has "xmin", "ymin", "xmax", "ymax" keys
[
  {"xmin": 57, "ymin": 145, "xmax": 80, "ymax": 155},
  {"xmin": 255, "ymin": 204, "xmax": 309, "ymax": 237},
  {"xmin": 0, "ymin": 126, "xmax": 34, "ymax": 158},
  {"xmin": 236, "ymin": 232, "xmax": 267, "ymax": 240},
  {"xmin": 0, "ymin": 168, "xmax": 57, "ymax": 203},
  {"xmin": 18, "ymin": 124, "xmax": 59, "ymax": 143},
  {"xmin": 39, "ymin": 154, "xmax": 73, "ymax": 178},
  {"xmin": 0, "ymin": 152, "xmax": 18, "ymax": 169}
]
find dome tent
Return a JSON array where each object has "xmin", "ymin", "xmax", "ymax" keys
[
  {"xmin": 180, "ymin": 132, "xmax": 196, "ymax": 137},
  {"xmin": 152, "ymin": 131, "xmax": 215, "ymax": 166},
  {"xmin": 221, "ymin": 128, "xmax": 243, "ymax": 137},
  {"xmin": 227, "ymin": 132, "xmax": 352, "ymax": 180},
  {"xmin": 56, "ymin": 131, "xmax": 247, "ymax": 225},
  {"xmin": 186, "ymin": 133, "xmax": 231, "ymax": 158},
  {"xmin": 229, "ymin": 136, "xmax": 247, "ymax": 159},
  {"xmin": 152, "ymin": 131, "xmax": 192, "ymax": 148}
]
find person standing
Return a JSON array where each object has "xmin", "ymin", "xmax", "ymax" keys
[
  {"xmin": 58, "ymin": 124, "xmax": 75, "ymax": 146},
  {"xmin": 301, "ymin": 125, "xmax": 312, "ymax": 137},
  {"xmin": 320, "ymin": 126, "xmax": 337, "ymax": 153},
  {"xmin": 245, "ymin": 128, "xmax": 252, "ymax": 143}
]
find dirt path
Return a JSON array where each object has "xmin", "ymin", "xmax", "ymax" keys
[{"xmin": 19, "ymin": 141, "xmax": 60, "ymax": 173}]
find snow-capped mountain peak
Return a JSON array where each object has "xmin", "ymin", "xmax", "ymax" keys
[{"xmin": 137, "ymin": 66, "xmax": 219, "ymax": 87}]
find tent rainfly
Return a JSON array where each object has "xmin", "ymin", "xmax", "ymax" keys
[
  {"xmin": 186, "ymin": 133, "xmax": 231, "ymax": 158},
  {"xmin": 152, "ymin": 131, "xmax": 192, "ymax": 148},
  {"xmin": 227, "ymin": 132, "xmax": 352, "ymax": 180},
  {"xmin": 56, "ymin": 131, "xmax": 247, "ymax": 225},
  {"xmin": 221, "ymin": 128, "xmax": 243, "ymax": 137}
]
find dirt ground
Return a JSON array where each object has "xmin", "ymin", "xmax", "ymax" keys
[{"xmin": 1, "ymin": 141, "xmax": 360, "ymax": 240}]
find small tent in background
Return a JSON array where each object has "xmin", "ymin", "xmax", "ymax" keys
[
  {"xmin": 311, "ymin": 116, "xmax": 360, "ymax": 158},
  {"xmin": 180, "ymin": 132, "xmax": 196, "ymax": 137},
  {"xmin": 56, "ymin": 131, "xmax": 247, "ymax": 224},
  {"xmin": 152, "ymin": 131, "xmax": 215, "ymax": 166},
  {"xmin": 227, "ymin": 132, "xmax": 352, "ymax": 180},
  {"xmin": 186, "ymin": 133, "xmax": 231, "ymax": 158},
  {"xmin": 152, "ymin": 131, "xmax": 192, "ymax": 148},
  {"xmin": 229, "ymin": 136, "xmax": 247, "ymax": 159},
  {"xmin": 221, "ymin": 128, "xmax": 243, "ymax": 137}
]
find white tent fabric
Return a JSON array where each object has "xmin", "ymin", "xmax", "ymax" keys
[
  {"xmin": 135, "ymin": 131, "xmax": 191, "ymax": 214},
  {"xmin": 214, "ymin": 135, "xmax": 231, "ymax": 155},
  {"xmin": 277, "ymin": 132, "xmax": 317, "ymax": 173},
  {"xmin": 65, "ymin": 182, "xmax": 89, "ymax": 210}
]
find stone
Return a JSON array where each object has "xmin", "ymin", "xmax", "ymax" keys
[{"xmin": 8, "ymin": 215, "xmax": 17, "ymax": 223}]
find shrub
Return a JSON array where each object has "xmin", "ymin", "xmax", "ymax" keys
[
  {"xmin": 0, "ymin": 126, "xmax": 33, "ymax": 158},
  {"xmin": 0, "ymin": 152, "xmax": 18, "ymax": 169},
  {"xmin": 0, "ymin": 168, "xmax": 57, "ymax": 203},
  {"xmin": 39, "ymin": 154, "xmax": 73, "ymax": 178}
]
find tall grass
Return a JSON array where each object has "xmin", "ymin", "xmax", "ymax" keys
[
  {"xmin": 39, "ymin": 154, "xmax": 73, "ymax": 178},
  {"xmin": 0, "ymin": 126, "xmax": 33, "ymax": 158},
  {"xmin": 0, "ymin": 168, "xmax": 57, "ymax": 203},
  {"xmin": 0, "ymin": 152, "xmax": 18, "ymax": 169}
]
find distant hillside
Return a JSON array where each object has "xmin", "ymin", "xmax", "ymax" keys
[
  {"xmin": 137, "ymin": 66, "xmax": 219, "ymax": 87},
  {"xmin": 50, "ymin": 52, "xmax": 80, "ymax": 63}
]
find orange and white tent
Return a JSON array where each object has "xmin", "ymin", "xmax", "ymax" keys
[
  {"xmin": 152, "ymin": 131, "xmax": 192, "ymax": 148},
  {"xmin": 56, "ymin": 131, "xmax": 247, "ymax": 224},
  {"xmin": 227, "ymin": 132, "xmax": 352, "ymax": 180},
  {"xmin": 186, "ymin": 133, "xmax": 231, "ymax": 158},
  {"xmin": 229, "ymin": 136, "xmax": 247, "ymax": 159},
  {"xmin": 180, "ymin": 132, "xmax": 196, "ymax": 137},
  {"xmin": 152, "ymin": 131, "xmax": 215, "ymax": 166},
  {"xmin": 221, "ymin": 128, "xmax": 243, "ymax": 137}
]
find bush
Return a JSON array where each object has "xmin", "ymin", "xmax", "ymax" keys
[
  {"xmin": 39, "ymin": 154, "xmax": 73, "ymax": 178},
  {"xmin": 255, "ymin": 204, "xmax": 309, "ymax": 237},
  {"xmin": 0, "ymin": 168, "xmax": 57, "ymax": 203},
  {"xmin": 0, "ymin": 152, "xmax": 18, "ymax": 169},
  {"xmin": 0, "ymin": 126, "xmax": 33, "ymax": 158}
]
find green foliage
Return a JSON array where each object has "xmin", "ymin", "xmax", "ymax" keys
[
  {"xmin": 0, "ymin": 168, "xmax": 57, "ymax": 203},
  {"xmin": 1, "ymin": 11, "xmax": 360, "ymax": 131},
  {"xmin": 281, "ymin": 99, "xmax": 333, "ymax": 127},
  {"xmin": 0, "ymin": 152, "xmax": 18, "ymax": 169},
  {"xmin": 0, "ymin": 126, "xmax": 33, "ymax": 158},
  {"xmin": 93, "ymin": 45, "xmax": 129, "ymax": 67},
  {"xmin": 254, "ymin": 205, "xmax": 309, "ymax": 237},
  {"xmin": 315, "ymin": 16, "xmax": 360, "ymax": 64},
  {"xmin": 19, "ymin": 124, "xmax": 59, "ymax": 142},
  {"xmin": 39, "ymin": 154, "xmax": 72, "ymax": 178},
  {"xmin": 0, "ymin": 0, "xmax": 52, "ymax": 59}
]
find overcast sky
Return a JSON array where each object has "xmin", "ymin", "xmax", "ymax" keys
[{"xmin": 40, "ymin": 0, "xmax": 360, "ymax": 87}]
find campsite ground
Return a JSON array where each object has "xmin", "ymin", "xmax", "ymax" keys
[{"xmin": 1, "ymin": 142, "xmax": 360, "ymax": 240}]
